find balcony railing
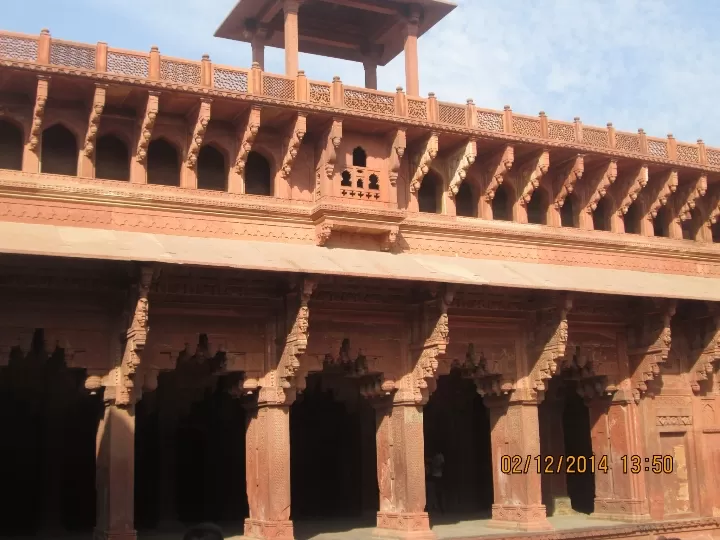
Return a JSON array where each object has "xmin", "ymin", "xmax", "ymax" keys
[{"xmin": 0, "ymin": 29, "xmax": 715, "ymax": 168}]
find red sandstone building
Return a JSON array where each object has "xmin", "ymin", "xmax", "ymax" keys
[{"xmin": 0, "ymin": 1, "xmax": 719, "ymax": 540}]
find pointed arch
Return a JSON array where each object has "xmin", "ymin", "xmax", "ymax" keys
[
  {"xmin": 41, "ymin": 124, "xmax": 78, "ymax": 176},
  {"xmin": 492, "ymin": 182, "xmax": 513, "ymax": 221},
  {"xmin": 147, "ymin": 138, "xmax": 181, "ymax": 186},
  {"xmin": 455, "ymin": 182, "xmax": 476, "ymax": 217},
  {"xmin": 418, "ymin": 170, "xmax": 442, "ymax": 214},
  {"xmin": 0, "ymin": 118, "xmax": 23, "ymax": 170},
  {"xmin": 197, "ymin": 144, "xmax": 228, "ymax": 192},
  {"xmin": 352, "ymin": 146, "xmax": 367, "ymax": 168},
  {"xmin": 245, "ymin": 150, "xmax": 272, "ymax": 196},
  {"xmin": 95, "ymin": 134, "xmax": 130, "ymax": 181},
  {"xmin": 526, "ymin": 186, "xmax": 549, "ymax": 225}
]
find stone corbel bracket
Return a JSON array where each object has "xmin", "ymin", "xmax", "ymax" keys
[
  {"xmin": 482, "ymin": 144, "xmax": 514, "ymax": 201},
  {"xmin": 313, "ymin": 216, "xmax": 400, "ymax": 252},
  {"xmin": 234, "ymin": 106, "xmax": 261, "ymax": 174},
  {"xmin": 627, "ymin": 299, "xmax": 676, "ymax": 402},
  {"xmin": 409, "ymin": 132, "xmax": 438, "ymax": 193},
  {"xmin": 28, "ymin": 76, "xmax": 49, "ymax": 151},
  {"xmin": 387, "ymin": 128, "xmax": 406, "ymax": 187},
  {"xmin": 561, "ymin": 341, "xmax": 619, "ymax": 399},
  {"xmin": 280, "ymin": 112, "xmax": 307, "ymax": 179},
  {"xmin": 447, "ymin": 139, "xmax": 477, "ymax": 196},
  {"xmin": 316, "ymin": 118, "xmax": 342, "ymax": 196},
  {"xmin": 671, "ymin": 173, "xmax": 707, "ymax": 224},
  {"xmin": 580, "ymin": 159, "xmax": 618, "ymax": 214},
  {"xmin": 457, "ymin": 343, "xmax": 516, "ymax": 397},
  {"xmin": 513, "ymin": 148, "xmax": 550, "ymax": 206},
  {"xmin": 552, "ymin": 154, "xmax": 584, "ymax": 209},
  {"xmin": 83, "ymin": 84, "xmax": 106, "ymax": 157},
  {"xmin": 186, "ymin": 98, "xmax": 212, "ymax": 169},
  {"xmin": 687, "ymin": 304, "xmax": 720, "ymax": 394},
  {"xmin": 136, "ymin": 91, "xmax": 160, "ymax": 163},
  {"xmin": 642, "ymin": 169, "xmax": 679, "ymax": 221},
  {"xmin": 612, "ymin": 164, "xmax": 648, "ymax": 217}
]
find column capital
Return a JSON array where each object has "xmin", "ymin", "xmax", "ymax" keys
[{"xmin": 283, "ymin": 0, "xmax": 304, "ymax": 14}]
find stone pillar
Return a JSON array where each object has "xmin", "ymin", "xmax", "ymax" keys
[
  {"xmin": 486, "ymin": 393, "xmax": 552, "ymax": 531},
  {"xmin": 251, "ymin": 32, "xmax": 266, "ymax": 71},
  {"xmin": 364, "ymin": 60, "xmax": 378, "ymax": 90},
  {"xmin": 403, "ymin": 9, "xmax": 421, "ymax": 97},
  {"xmin": 244, "ymin": 391, "xmax": 294, "ymax": 540},
  {"xmin": 95, "ymin": 401, "xmax": 136, "ymax": 540},
  {"xmin": 283, "ymin": 0, "xmax": 301, "ymax": 77},
  {"xmin": 539, "ymin": 397, "xmax": 574, "ymax": 516},
  {"xmin": 589, "ymin": 391, "xmax": 651, "ymax": 521},
  {"xmin": 374, "ymin": 397, "xmax": 434, "ymax": 540}
]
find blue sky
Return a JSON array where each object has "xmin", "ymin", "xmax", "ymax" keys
[{"xmin": 4, "ymin": 0, "xmax": 720, "ymax": 146}]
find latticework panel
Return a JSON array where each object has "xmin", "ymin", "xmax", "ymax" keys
[
  {"xmin": 344, "ymin": 88, "xmax": 394, "ymax": 114},
  {"xmin": 160, "ymin": 59, "xmax": 201, "ymax": 85},
  {"xmin": 648, "ymin": 139, "xmax": 669, "ymax": 158},
  {"xmin": 707, "ymin": 148, "xmax": 720, "ymax": 167},
  {"xmin": 107, "ymin": 51, "xmax": 149, "ymax": 78},
  {"xmin": 309, "ymin": 83, "xmax": 331, "ymax": 105},
  {"xmin": 264, "ymin": 76, "xmax": 296, "ymax": 100},
  {"xmin": 0, "ymin": 35, "xmax": 38, "ymax": 62},
  {"xmin": 512, "ymin": 116, "xmax": 541, "ymax": 137},
  {"xmin": 439, "ymin": 103, "xmax": 465, "ymax": 126},
  {"xmin": 582, "ymin": 128, "xmax": 609, "ymax": 148},
  {"xmin": 213, "ymin": 68, "xmax": 248, "ymax": 92},
  {"xmin": 676, "ymin": 144, "xmax": 699, "ymax": 163},
  {"xmin": 548, "ymin": 121, "xmax": 575, "ymax": 142},
  {"xmin": 476, "ymin": 110, "xmax": 503, "ymax": 132},
  {"xmin": 616, "ymin": 132, "xmax": 640, "ymax": 153},
  {"xmin": 408, "ymin": 99, "xmax": 428, "ymax": 120},
  {"xmin": 50, "ymin": 42, "xmax": 95, "ymax": 70}
]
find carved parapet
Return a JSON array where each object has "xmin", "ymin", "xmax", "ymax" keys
[
  {"xmin": 447, "ymin": 139, "xmax": 477, "ymax": 196},
  {"xmin": 186, "ymin": 99, "xmax": 212, "ymax": 169},
  {"xmin": 578, "ymin": 159, "xmax": 618, "ymax": 213},
  {"xmin": 409, "ymin": 133, "xmax": 438, "ymax": 193},
  {"xmin": 482, "ymin": 144, "xmax": 514, "ymax": 201},
  {"xmin": 387, "ymin": 129, "xmax": 406, "ymax": 187},
  {"xmin": 280, "ymin": 112, "xmax": 306, "ymax": 179},
  {"xmin": 234, "ymin": 106, "xmax": 261, "ymax": 173},
  {"xmin": 627, "ymin": 299, "xmax": 676, "ymax": 402},
  {"xmin": 29, "ymin": 76, "xmax": 49, "ymax": 151},
  {"xmin": 83, "ymin": 84, "xmax": 106, "ymax": 157},
  {"xmin": 612, "ymin": 164, "xmax": 648, "ymax": 216},
  {"xmin": 512, "ymin": 149, "xmax": 550, "ymax": 206},
  {"xmin": 136, "ymin": 92, "xmax": 159, "ymax": 163},
  {"xmin": 552, "ymin": 154, "xmax": 584, "ymax": 208}
]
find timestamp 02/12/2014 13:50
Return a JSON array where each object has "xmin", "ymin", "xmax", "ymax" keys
[{"xmin": 500, "ymin": 454, "xmax": 675, "ymax": 475}]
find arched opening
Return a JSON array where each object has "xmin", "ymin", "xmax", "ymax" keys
[
  {"xmin": 592, "ymin": 197, "xmax": 610, "ymax": 231},
  {"xmin": 455, "ymin": 182, "xmax": 476, "ymax": 217},
  {"xmin": 560, "ymin": 194, "xmax": 576, "ymax": 228},
  {"xmin": 491, "ymin": 183, "xmax": 512, "ymax": 221},
  {"xmin": 0, "ymin": 329, "xmax": 101, "ymax": 536},
  {"xmin": 418, "ymin": 171, "xmax": 442, "ymax": 214},
  {"xmin": 681, "ymin": 208, "xmax": 699, "ymax": 240},
  {"xmin": 41, "ymin": 124, "xmax": 78, "ymax": 176},
  {"xmin": 0, "ymin": 119, "xmax": 23, "ymax": 170},
  {"xmin": 424, "ymin": 369, "xmax": 492, "ymax": 519},
  {"xmin": 368, "ymin": 174, "xmax": 379, "ymax": 190},
  {"xmin": 95, "ymin": 134, "xmax": 130, "ymax": 181},
  {"xmin": 341, "ymin": 170, "xmax": 352, "ymax": 187},
  {"xmin": 352, "ymin": 146, "xmax": 367, "ymax": 168},
  {"xmin": 147, "ymin": 139, "xmax": 180, "ymax": 186},
  {"xmin": 197, "ymin": 145, "xmax": 227, "ymax": 192},
  {"xmin": 245, "ymin": 151, "xmax": 272, "ymax": 196},
  {"xmin": 527, "ymin": 188, "xmax": 548, "ymax": 225},
  {"xmin": 653, "ymin": 206, "xmax": 670, "ymax": 238},
  {"xmin": 624, "ymin": 202, "xmax": 641, "ymax": 234}
]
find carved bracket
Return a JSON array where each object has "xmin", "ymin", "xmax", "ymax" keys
[
  {"xmin": 29, "ymin": 76, "xmax": 49, "ymax": 151},
  {"xmin": 671, "ymin": 173, "xmax": 707, "ymax": 224},
  {"xmin": 613, "ymin": 164, "xmax": 648, "ymax": 216},
  {"xmin": 316, "ymin": 118, "xmax": 342, "ymax": 198},
  {"xmin": 234, "ymin": 106, "xmax": 261, "ymax": 173},
  {"xmin": 561, "ymin": 341, "xmax": 619, "ymax": 399},
  {"xmin": 387, "ymin": 128, "xmax": 406, "ymax": 187},
  {"xmin": 457, "ymin": 342, "xmax": 516, "ymax": 397},
  {"xmin": 643, "ymin": 169, "xmax": 679, "ymax": 220},
  {"xmin": 482, "ymin": 144, "xmax": 514, "ymax": 201},
  {"xmin": 136, "ymin": 92, "xmax": 159, "ymax": 163},
  {"xmin": 687, "ymin": 304, "xmax": 720, "ymax": 394},
  {"xmin": 83, "ymin": 84, "xmax": 106, "ymax": 157},
  {"xmin": 313, "ymin": 216, "xmax": 399, "ymax": 252},
  {"xmin": 280, "ymin": 112, "xmax": 307, "ymax": 179},
  {"xmin": 409, "ymin": 133, "xmax": 438, "ymax": 193},
  {"xmin": 186, "ymin": 99, "xmax": 212, "ymax": 169},
  {"xmin": 552, "ymin": 154, "xmax": 584, "ymax": 209},
  {"xmin": 448, "ymin": 139, "xmax": 477, "ymax": 196},
  {"xmin": 513, "ymin": 149, "xmax": 550, "ymax": 206},
  {"xmin": 579, "ymin": 159, "xmax": 618, "ymax": 213}
]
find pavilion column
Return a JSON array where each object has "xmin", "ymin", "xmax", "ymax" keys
[
  {"xmin": 244, "ymin": 389, "xmax": 294, "ymax": 540},
  {"xmin": 486, "ymin": 392, "xmax": 552, "ymax": 531},
  {"xmin": 251, "ymin": 30, "xmax": 266, "ymax": 70},
  {"xmin": 283, "ymin": 0, "xmax": 301, "ymax": 77},
  {"xmin": 589, "ymin": 390, "xmax": 651, "ymax": 521},
  {"xmin": 374, "ymin": 396, "xmax": 434, "ymax": 540},
  {"xmin": 403, "ymin": 8, "xmax": 421, "ymax": 97},
  {"xmin": 539, "ymin": 396, "xmax": 574, "ymax": 516},
  {"xmin": 363, "ymin": 60, "xmax": 378, "ymax": 90}
]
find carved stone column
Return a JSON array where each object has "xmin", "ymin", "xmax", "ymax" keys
[
  {"xmin": 486, "ymin": 391, "xmax": 552, "ymax": 531},
  {"xmin": 403, "ymin": 7, "xmax": 421, "ymax": 97},
  {"xmin": 283, "ymin": 0, "xmax": 301, "ymax": 77},
  {"xmin": 539, "ymin": 394, "xmax": 574, "ymax": 516},
  {"xmin": 363, "ymin": 60, "xmax": 378, "ymax": 90}
]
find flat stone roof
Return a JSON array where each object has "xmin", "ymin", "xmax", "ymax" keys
[{"xmin": 214, "ymin": 0, "xmax": 457, "ymax": 66}]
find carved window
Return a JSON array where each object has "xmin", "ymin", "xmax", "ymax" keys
[
  {"xmin": 592, "ymin": 197, "xmax": 610, "ymax": 231},
  {"xmin": 455, "ymin": 182, "xmax": 476, "ymax": 217},
  {"xmin": 526, "ymin": 188, "xmax": 548, "ymax": 225},
  {"xmin": 653, "ymin": 206, "xmax": 669, "ymax": 238},
  {"xmin": 0, "ymin": 119, "xmax": 23, "ymax": 171},
  {"xmin": 41, "ymin": 124, "xmax": 78, "ymax": 176},
  {"xmin": 197, "ymin": 145, "xmax": 227, "ymax": 192},
  {"xmin": 245, "ymin": 150, "xmax": 272, "ymax": 196},
  {"xmin": 352, "ymin": 146, "xmax": 367, "ymax": 168},
  {"xmin": 368, "ymin": 174, "xmax": 379, "ymax": 191},
  {"xmin": 624, "ymin": 202, "xmax": 640, "ymax": 234},
  {"xmin": 147, "ymin": 138, "xmax": 181, "ymax": 186},
  {"xmin": 341, "ymin": 170, "xmax": 352, "ymax": 187},
  {"xmin": 492, "ymin": 183, "xmax": 512, "ymax": 222},
  {"xmin": 95, "ymin": 134, "xmax": 129, "ymax": 181},
  {"xmin": 357, "ymin": 177, "xmax": 364, "ymax": 188},
  {"xmin": 418, "ymin": 170, "xmax": 441, "ymax": 214},
  {"xmin": 560, "ymin": 194, "xmax": 576, "ymax": 228}
]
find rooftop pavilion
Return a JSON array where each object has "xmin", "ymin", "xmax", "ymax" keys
[{"xmin": 215, "ymin": 0, "xmax": 457, "ymax": 95}]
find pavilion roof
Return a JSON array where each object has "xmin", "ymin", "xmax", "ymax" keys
[{"xmin": 214, "ymin": 0, "xmax": 457, "ymax": 66}]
